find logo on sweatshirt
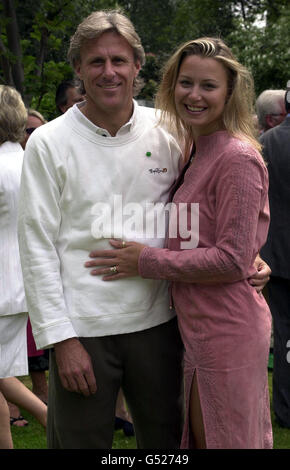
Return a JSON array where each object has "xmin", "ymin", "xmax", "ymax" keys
[{"xmin": 149, "ymin": 168, "xmax": 168, "ymax": 174}]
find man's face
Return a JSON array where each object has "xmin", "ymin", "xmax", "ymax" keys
[
  {"xmin": 75, "ymin": 31, "xmax": 140, "ymax": 122},
  {"xmin": 61, "ymin": 87, "xmax": 84, "ymax": 113}
]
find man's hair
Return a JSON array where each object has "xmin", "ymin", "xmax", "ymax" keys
[
  {"xmin": 67, "ymin": 9, "xmax": 145, "ymax": 95},
  {"xmin": 0, "ymin": 85, "xmax": 27, "ymax": 145},
  {"xmin": 55, "ymin": 79, "xmax": 80, "ymax": 112},
  {"xmin": 255, "ymin": 90, "xmax": 285, "ymax": 129},
  {"xmin": 27, "ymin": 108, "xmax": 47, "ymax": 124},
  {"xmin": 156, "ymin": 37, "xmax": 260, "ymax": 157}
]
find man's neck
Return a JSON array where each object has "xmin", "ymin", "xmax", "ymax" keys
[{"xmin": 80, "ymin": 101, "xmax": 134, "ymax": 137}]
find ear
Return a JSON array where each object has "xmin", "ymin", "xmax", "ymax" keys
[
  {"xmin": 75, "ymin": 62, "xmax": 82, "ymax": 80},
  {"xmin": 134, "ymin": 60, "xmax": 141, "ymax": 78},
  {"xmin": 265, "ymin": 114, "xmax": 274, "ymax": 129},
  {"xmin": 59, "ymin": 104, "xmax": 67, "ymax": 114}
]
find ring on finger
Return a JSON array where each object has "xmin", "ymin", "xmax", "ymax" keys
[{"xmin": 110, "ymin": 265, "xmax": 118, "ymax": 274}]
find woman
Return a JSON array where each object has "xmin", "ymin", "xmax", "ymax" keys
[
  {"xmin": 84, "ymin": 38, "xmax": 272, "ymax": 449},
  {"xmin": 0, "ymin": 86, "xmax": 47, "ymax": 448},
  {"xmin": 22, "ymin": 108, "xmax": 47, "ymax": 150}
]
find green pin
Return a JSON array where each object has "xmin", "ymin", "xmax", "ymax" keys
[{"xmin": 146, "ymin": 152, "xmax": 151, "ymax": 157}]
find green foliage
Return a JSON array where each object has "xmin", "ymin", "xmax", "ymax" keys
[
  {"xmin": 0, "ymin": 0, "xmax": 117, "ymax": 118},
  {"xmin": 138, "ymin": 53, "xmax": 160, "ymax": 101},
  {"xmin": 0, "ymin": 0, "xmax": 289, "ymax": 116},
  {"xmin": 228, "ymin": 3, "xmax": 290, "ymax": 95}
]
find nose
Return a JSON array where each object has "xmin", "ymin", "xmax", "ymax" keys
[
  {"xmin": 103, "ymin": 59, "xmax": 115, "ymax": 79},
  {"xmin": 188, "ymin": 85, "xmax": 201, "ymax": 100}
]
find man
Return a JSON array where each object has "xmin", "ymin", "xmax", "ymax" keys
[
  {"xmin": 18, "ymin": 10, "xmax": 270, "ymax": 449},
  {"xmin": 256, "ymin": 89, "xmax": 286, "ymax": 133},
  {"xmin": 55, "ymin": 79, "xmax": 85, "ymax": 114},
  {"xmin": 260, "ymin": 85, "xmax": 290, "ymax": 429},
  {"xmin": 56, "ymin": 67, "xmax": 134, "ymax": 439}
]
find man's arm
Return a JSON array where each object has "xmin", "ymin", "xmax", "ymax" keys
[
  {"xmin": 18, "ymin": 137, "xmax": 75, "ymax": 348},
  {"xmin": 18, "ymin": 134, "xmax": 96, "ymax": 396}
]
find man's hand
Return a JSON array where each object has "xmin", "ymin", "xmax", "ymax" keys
[
  {"xmin": 54, "ymin": 338, "xmax": 97, "ymax": 397},
  {"xmin": 249, "ymin": 255, "xmax": 271, "ymax": 293}
]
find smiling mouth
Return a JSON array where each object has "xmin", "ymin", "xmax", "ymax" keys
[
  {"xmin": 185, "ymin": 105, "xmax": 207, "ymax": 112},
  {"xmin": 98, "ymin": 83, "xmax": 120, "ymax": 89}
]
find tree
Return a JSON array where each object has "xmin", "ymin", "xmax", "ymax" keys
[
  {"xmin": 0, "ymin": 0, "xmax": 115, "ymax": 117},
  {"xmin": 0, "ymin": 0, "xmax": 24, "ymax": 94},
  {"xmin": 118, "ymin": 0, "xmax": 237, "ymax": 100},
  {"xmin": 228, "ymin": 1, "xmax": 290, "ymax": 94},
  {"xmin": 0, "ymin": 0, "xmax": 289, "ymax": 115}
]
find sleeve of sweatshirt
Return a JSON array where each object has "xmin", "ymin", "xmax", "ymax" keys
[
  {"xmin": 139, "ymin": 150, "xmax": 269, "ymax": 284},
  {"xmin": 18, "ymin": 134, "xmax": 77, "ymax": 349}
]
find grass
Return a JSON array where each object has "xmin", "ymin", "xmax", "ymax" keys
[
  {"xmin": 10, "ymin": 370, "xmax": 290, "ymax": 450},
  {"xmin": 268, "ymin": 371, "xmax": 290, "ymax": 449},
  {"xmin": 11, "ymin": 374, "xmax": 137, "ymax": 450}
]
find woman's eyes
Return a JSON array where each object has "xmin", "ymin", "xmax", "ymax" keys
[
  {"xmin": 179, "ymin": 80, "xmax": 191, "ymax": 86},
  {"xmin": 179, "ymin": 80, "xmax": 216, "ymax": 89},
  {"xmin": 204, "ymin": 83, "xmax": 216, "ymax": 89}
]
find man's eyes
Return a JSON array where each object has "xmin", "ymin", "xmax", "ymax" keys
[{"xmin": 91, "ymin": 58, "xmax": 126, "ymax": 65}]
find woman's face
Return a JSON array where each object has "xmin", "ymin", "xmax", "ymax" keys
[{"xmin": 174, "ymin": 54, "xmax": 229, "ymax": 138}]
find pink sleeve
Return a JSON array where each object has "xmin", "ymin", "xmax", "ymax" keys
[{"xmin": 139, "ymin": 153, "xmax": 269, "ymax": 284}]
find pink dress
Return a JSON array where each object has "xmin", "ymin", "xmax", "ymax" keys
[{"xmin": 139, "ymin": 131, "xmax": 273, "ymax": 449}]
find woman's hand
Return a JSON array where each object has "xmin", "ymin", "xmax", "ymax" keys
[
  {"xmin": 84, "ymin": 239, "xmax": 146, "ymax": 280},
  {"xmin": 249, "ymin": 255, "xmax": 271, "ymax": 293}
]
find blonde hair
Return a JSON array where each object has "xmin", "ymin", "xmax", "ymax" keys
[
  {"xmin": 27, "ymin": 108, "xmax": 47, "ymax": 124},
  {"xmin": 68, "ymin": 9, "xmax": 145, "ymax": 95},
  {"xmin": 0, "ymin": 85, "xmax": 27, "ymax": 145},
  {"xmin": 155, "ymin": 37, "xmax": 261, "ymax": 157}
]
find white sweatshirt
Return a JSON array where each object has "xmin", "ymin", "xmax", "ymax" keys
[
  {"xmin": 0, "ymin": 141, "xmax": 27, "ymax": 316},
  {"xmin": 18, "ymin": 101, "xmax": 182, "ymax": 349}
]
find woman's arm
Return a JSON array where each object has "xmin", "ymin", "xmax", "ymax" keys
[{"xmin": 85, "ymin": 151, "xmax": 269, "ymax": 288}]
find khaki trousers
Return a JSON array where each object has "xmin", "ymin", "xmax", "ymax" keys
[{"xmin": 47, "ymin": 318, "xmax": 184, "ymax": 449}]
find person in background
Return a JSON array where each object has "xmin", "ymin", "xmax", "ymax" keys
[
  {"xmin": 85, "ymin": 37, "xmax": 273, "ymax": 449},
  {"xmin": 260, "ymin": 85, "xmax": 290, "ymax": 429},
  {"xmin": 0, "ymin": 85, "xmax": 46, "ymax": 448},
  {"xmin": 55, "ymin": 79, "xmax": 85, "ymax": 114},
  {"xmin": 22, "ymin": 109, "xmax": 47, "ymax": 149},
  {"xmin": 256, "ymin": 89, "xmax": 286, "ymax": 134}
]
